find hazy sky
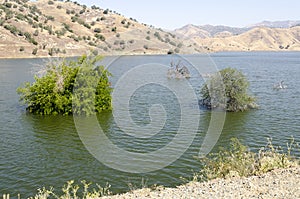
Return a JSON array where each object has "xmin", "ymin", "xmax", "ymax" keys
[{"xmin": 78, "ymin": 0, "xmax": 300, "ymax": 30}]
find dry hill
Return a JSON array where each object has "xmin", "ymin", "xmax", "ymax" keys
[
  {"xmin": 194, "ymin": 26, "xmax": 300, "ymax": 52},
  {"xmin": 0, "ymin": 0, "xmax": 203, "ymax": 58}
]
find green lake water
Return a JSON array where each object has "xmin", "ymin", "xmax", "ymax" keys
[{"xmin": 0, "ymin": 52, "xmax": 299, "ymax": 197}]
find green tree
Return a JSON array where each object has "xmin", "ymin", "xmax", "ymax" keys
[
  {"xmin": 17, "ymin": 55, "xmax": 112, "ymax": 115},
  {"xmin": 200, "ymin": 67, "xmax": 257, "ymax": 112}
]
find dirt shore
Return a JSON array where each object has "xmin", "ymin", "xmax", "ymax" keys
[{"xmin": 103, "ymin": 167, "xmax": 300, "ymax": 199}]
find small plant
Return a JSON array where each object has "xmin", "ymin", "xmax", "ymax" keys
[
  {"xmin": 94, "ymin": 33, "xmax": 105, "ymax": 41},
  {"xmin": 167, "ymin": 49, "xmax": 174, "ymax": 54},
  {"xmin": 103, "ymin": 9, "xmax": 109, "ymax": 14},
  {"xmin": 29, "ymin": 180, "xmax": 111, "ymax": 199},
  {"xmin": 93, "ymin": 28, "xmax": 101, "ymax": 33},
  {"xmin": 32, "ymin": 48, "xmax": 38, "ymax": 55},
  {"xmin": 19, "ymin": 46, "xmax": 25, "ymax": 52},
  {"xmin": 197, "ymin": 137, "xmax": 299, "ymax": 181}
]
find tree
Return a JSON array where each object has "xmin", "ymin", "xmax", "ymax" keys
[
  {"xmin": 17, "ymin": 55, "xmax": 112, "ymax": 115},
  {"xmin": 200, "ymin": 67, "xmax": 257, "ymax": 112}
]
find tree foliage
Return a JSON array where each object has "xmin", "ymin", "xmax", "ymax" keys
[
  {"xmin": 200, "ymin": 67, "xmax": 257, "ymax": 112},
  {"xmin": 17, "ymin": 55, "xmax": 112, "ymax": 115}
]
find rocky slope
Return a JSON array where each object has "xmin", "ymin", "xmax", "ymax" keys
[
  {"xmin": 0, "ymin": 0, "xmax": 202, "ymax": 58},
  {"xmin": 103, "ymin": 167, "xmax": 300, "ymax": 199}
]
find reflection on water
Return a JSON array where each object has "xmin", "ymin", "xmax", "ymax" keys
[{"xmin": 0, "ymin": 52, "xmax": 299, "ymax": 197}]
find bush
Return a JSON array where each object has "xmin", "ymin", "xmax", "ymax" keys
[
  {"xmin": 17, "ymin": 55, "xmax": 112, "ymax": 115},
  {"xmin": 94, "ymin": 28, "xmax": 101, "ymax": 33},
  {"xmin": 200, "ymin": 67, "xmax": 257, "ymax": 112},
  {"xmin": 103, "ymin": 9, "xmax": 109, "ymax": 14},
  {"xmin": 197, "ymin": 137, "xmax": 299, "ymax": 181},
  {"xmin": 95, "ymin": 33, "xmax": 105, "ymax": 41},
  {"xmin": 32, "ymin": 48, "xmax": 38, "ymax": 55},
  {"xmin": 29, "ymin": 180, "xmax": 111, "ymax": 199},
  {"xmin": 167, "ymin": 49, "xmax": 174, "ymax": 54}
]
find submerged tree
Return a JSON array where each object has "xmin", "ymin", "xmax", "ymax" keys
[
  {"xmin": 200, "ymin": 67, "xmax": 257, "ymax": 112},
  {"xmin": 17, "ymin": 55, "xmax": 112, "ymax": 115}
]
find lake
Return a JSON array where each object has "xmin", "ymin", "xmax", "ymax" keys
[{"xmin": 0, "ymin": 52, "xmax": 299, "ymax": 197}]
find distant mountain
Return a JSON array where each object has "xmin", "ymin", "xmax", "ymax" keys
[
  {"xmin": 174, "ymin": 24, "xmax": 250, "ymax": 39},
  {"xmin": 198, "ymin": 25, "xmax": 250, "ymax": 36},
  {"xmin": 173, "ymin": 24, "xmax": 211, "ymax": 39},
  {"xmin": 194, "ymin": 26, "xmax": 300, "ymax": 52},
  {"xmin": 247, "ymin": 20, "xmax": 300, "ymax": 28}
]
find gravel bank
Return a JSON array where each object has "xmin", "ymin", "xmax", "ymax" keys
[{"xmin": 103, "ymin": 167, "xmax": 300, "ymax": 199}]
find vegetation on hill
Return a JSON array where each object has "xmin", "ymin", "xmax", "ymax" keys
[
  {"xmin": 0, "ymin": 0, "xmax": 201, "ymax": 57},
  {"xmin": 200, "ymin": 67, "xmax": 257, "ymax": 112},
  {"xmin": 17, "ymin": 54, "xmax": 112, "ymax": 115}
]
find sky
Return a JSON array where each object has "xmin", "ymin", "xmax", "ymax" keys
[{"xmin": 78, "ymin": 0, "xmax": 300, "ymax": 30}]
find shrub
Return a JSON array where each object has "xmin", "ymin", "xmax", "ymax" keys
[
  {"xmin": 19, "ymin": 46, "xmax": 24, "ymax": 52},
  {"xmin": 146, "ymin": 36, "xmax": 150, "ymax": 40},
  {"xmin": 48, "ymin": 1, "xmax": 54, "ymax": 5},
  {"xmin": 167, "ymin": 49, "xmax": 174, "ymax": 54},
  {"xmin": 200, "ymin": 67, "xmax": 257, "ymax": 112},
  {"xmin": 103, "ymin": 9, "xmax": 109, "ymax": 14},
  {"xmin": 94, "ymin": 33, "xmax": 105, "ymax": 41},
  {"xmin": 29, "ymin": 180, "xmax": 111, "ymax": 199},
  {"xmin": 17, "ymin": 55, "xmax": 112, "ymax": 115},
  {"xmin": 94, "ymin": 28, "xmax": 101, "ymax": 33},
  {"xmin": 198, "ymin": 137, "xmax": 299, "ymax": 181},
  {"xmin": 121, "ymin": 19, "xmax": 126, "ymax": 24},
  {"xmin": 32, "ymin": 48, "xmax": 38, "ymax": 55}
]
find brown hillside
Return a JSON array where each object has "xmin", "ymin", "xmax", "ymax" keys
[
  {"xmin": 194, "ymin": 27, "xmax": 300, "ymax": 52},
  {"xmin": 0, "ymin": 0, "xmax": 203, "ymax": 58}
]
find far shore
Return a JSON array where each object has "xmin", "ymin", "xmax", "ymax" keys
[{"xmin": 1, "ymin": 50, "xmax": 300, "ymax": 60}]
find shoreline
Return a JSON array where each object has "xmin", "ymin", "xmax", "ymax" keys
[
  {"xmin": 1, "ymin": 50, "xmax": 300, "ymax": 60},
  {"xmin": 102, "ymin": 166, "xmax": 300, "ymax": 199}
]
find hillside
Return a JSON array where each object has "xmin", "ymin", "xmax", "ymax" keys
[
  {"xmin": 247, "ymin": 20, "xmax": 300, "ymax": 28},
  {"xmin": 174, "ymin": 21, "xmax": 300, "ymax": 52},
  {"xmin": 194, "ymin": 26, "xmax": 300, "ymax": 52},
  {"xmin": 174, "ymin": 24, "xmax": 249, "ymax": 38},
  {"xmin": 1, "ymin": 1, "xmax": 300, "ymax": 57},
  {"xmin": 0, "ymin": 0, "xmax": 202, "ymax": 58}
]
